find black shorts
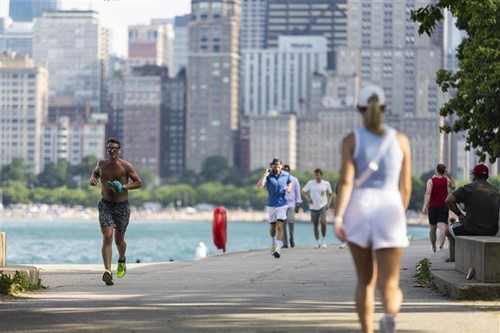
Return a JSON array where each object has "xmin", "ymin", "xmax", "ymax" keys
[
  {"xmin": 428, "ymin": 204, "xmax": 449, "ymax": 225},
  {"xmin": 98, "ymin": 199, "xmax": 130, "ymax": 232},
  {"xmin": 449, "ymin": 223, "xmax": 472, "ymax": 238}
]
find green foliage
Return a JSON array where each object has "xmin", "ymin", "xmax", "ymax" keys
[
  {"xmin": 0, "ymin": 271, "xmax": 44, "ymax": 295},
  {"xmin": 409, "ymin": 176, "xmax": 426, "ymax": 211},
  {"xmin": 2, "ymin": 180, "xmax": 31, "ymax": 205},
  {"xmin": 36, "ymin": 160, "xmax": 71, "ymax": 188},
  {"xmin": 415, "ymin": 258, "xmax": 433, "ymax": 287},
  {"xmin": 411, "ymin": 0, "xmax": 500, "ymax": 162},
  {"xmin": 0, "ymin": 157, "xmax": 36, "ymax": 187}
]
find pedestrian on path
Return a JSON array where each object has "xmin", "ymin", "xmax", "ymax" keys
[
  {"xmin": 302, "ymin": 168, "xmax": 333, "ymax": 248},
  {"xmin": 421, "ymin": 164, "xmax": 455, "ymax": 252},
  {"xmin": 89, "ymin": 137, "xmax": 142, "ymax": 286},
  {"xmin": 283, "ymin": 164, "xmax": 302, "ymax": 248},
  {"xmin": 257, "ymin": 157, "xmax": 292, "ymax": 258},
  {"xmin": 333, "ymin": 84, "xmax": 412, "ymax": 333}
]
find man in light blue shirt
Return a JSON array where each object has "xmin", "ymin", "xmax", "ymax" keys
[
  {"xmin": 283, "ymin": 165, "xmax": 302, "ymax": 248},
  {"xmin": 257, "ymin": 157, "xmax": 292, "ymax": 258}
]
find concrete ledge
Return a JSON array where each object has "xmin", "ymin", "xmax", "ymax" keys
[
  {"xmin": 0, "ymin": 265, "xmax": 40, "ymax": 285},
  {"xmin": 0, "ymin": 232, "xmax": 5, "ymax": 268},
  {"xmin": 456, "ymin": 236, "xmax": 500, "ymax": 282},
  {"xmin": 431, "ymin": 262, "xmax": 500, "ymax": 300}
]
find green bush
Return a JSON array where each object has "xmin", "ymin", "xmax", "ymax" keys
[
  {"xmin": 415, "ymin": 258, "xmax": 433, "ymax": 286},
  {"xmin": 0, "ymin": 271, "xmax": 44, "ymax": 295}
]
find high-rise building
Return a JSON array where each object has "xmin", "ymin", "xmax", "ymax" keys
[
  {"xmin": 186, "ymin": 0, "xmax": 241, "ymax": 172},
  {"xmin": 335, "ymin": 0, "xmax": 445, "ymax": 175},
  {"xmin": 0, "ymin": 17, "xmax": 33, "ymax": 56},
  {"xmin": 265, "ymin": 0, "xmax": 348, "ymax": 69},
  {"xmin": 240, "ymin": 0, "xmax": 267, "ymax": 50},
  {"xmin": 248, "ymin": 111, "xmax": 297, "ymax": 171},
  {"xmin": 128, "ymin": 21, "xmax": 174, "ymax": 75},
  {"xmin": 9, "ymin": 0, "xmax": 60, "ymax": 22},
  {"xmin": 42, "ymin": 114, "xmax": 107, "ymax": 166},
  {"xmin": 242, "ymin": 35, "xmax": 327, "ymax": 116},
  {"xmin": 33, "ymin": 10, "xmax": 110, "ymax": 113},
  {"xmin": 161, "ymin": 71, "xmax": 186, "ymax": 181},
  {"xmin": 123, "ymin": 65, "xmax": 169, "ymax": 178},
  {"xmin": 173, "ymin": 15, "xmax": 190, "ymax": 76},
  {"xmin": 0, "ymin": 51, "xmax": 48, "ymax": 174}
]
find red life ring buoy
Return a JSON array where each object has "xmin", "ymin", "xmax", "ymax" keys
[{"xmin": 213, "ymin": 206, "xmax": 227, "ymax": 252}]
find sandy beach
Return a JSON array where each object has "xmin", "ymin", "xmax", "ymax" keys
[{"xmin": 1, "ymin": 204, "xmax": 428, "ymax": 225}]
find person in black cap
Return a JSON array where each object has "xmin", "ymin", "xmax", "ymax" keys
[
  {"xmin": 257, "ymin": 157, "xmax": 292, "ymax": 258},
  {"xmin": 445, "ymin": 163, "xmax": 500, "ymax": 261}
]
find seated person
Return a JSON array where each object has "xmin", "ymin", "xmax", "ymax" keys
[{"xmin": 445, "ymin": 164, "xmax": 500, "ymax": 261}]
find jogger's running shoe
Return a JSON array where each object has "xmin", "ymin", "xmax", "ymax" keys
[
  {"xmin": 102, "ymin": 270, "xmax": 114, "ymax": 286},
  {"xmin": 270, "ymin": 244, "xmax": 277, "ymax": 254},
  {"xmin": 380, "ymin": 314, "xmax": 395, "ymax": 333},
  {"xmin": 273, "ymin": 249, "xmax": 281, "ymax": 258},
  {"xmin": 117, "ymin": 258, "xmax": 126, "ymax": 278}
]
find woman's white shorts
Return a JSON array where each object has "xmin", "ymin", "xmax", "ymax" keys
[{"xmin": 344, "ymin": 188, "xmax": 409, "ymax": 250}]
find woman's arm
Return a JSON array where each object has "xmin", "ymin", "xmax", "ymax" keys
[{"xmin": 397, "ymin": 132, "xmax": 412, "ymax": 211}]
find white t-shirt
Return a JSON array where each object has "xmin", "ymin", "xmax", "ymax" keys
[{"xmin": 302, "ymin": 179, "xmax": 333, "ymax": 210}]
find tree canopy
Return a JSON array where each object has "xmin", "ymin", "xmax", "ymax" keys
[{"xmin": 411, "ymin": 0, "xmax": 500, "ymax": 162}]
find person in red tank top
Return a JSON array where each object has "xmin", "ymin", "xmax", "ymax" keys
[{"xmin": 421, "ymin": 164, "xmax": 456, "ymax": 252}]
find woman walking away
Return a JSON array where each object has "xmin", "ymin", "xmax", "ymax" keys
[
  {"xmin": 333, "ymin": 84, "xmax": 412, "ymax": 333},
  {"xmin": 421, "ymin": 164, "xmax": 455, "ymax": 252}
]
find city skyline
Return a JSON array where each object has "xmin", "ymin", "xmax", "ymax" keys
[{"xmin": 0, "ymin": 0, "xmax": 190, "ymax": 56}]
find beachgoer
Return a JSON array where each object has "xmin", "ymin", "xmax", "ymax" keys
[
  {"xmin": 445, "ymin": 163, "xmax": 500, "ymax": 262},
  {"xmin": 302, "ymin": 168, "xmax": 333, "ymax": 248},
  {"xmin": 333, "ymin": 84, "xmax": 412, "ymax": 333},
  {"xmin": 421, "ymin": 164, "xmax": 455, "ymax": 252},
  {"xmin": 257, "ymin": 157, "xmax": 292, "ymax": 258},
  {"xmin": 89, "ymin": 137, "xmax": 142, "ymax": 286},
  {"xmin": 283, "ymin": 164, "xmax": 302, "ymax": 248}
]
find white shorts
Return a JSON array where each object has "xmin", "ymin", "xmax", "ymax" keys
[
  {"xmin": 267, "ymin": 206, "xmax": 288, "ymax": 224},
  {"xmin": 344, "ymin": 188, "xmax": 409, "ymax": 250}
]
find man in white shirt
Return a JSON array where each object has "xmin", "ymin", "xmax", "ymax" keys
[{"xmin": 302, "ymin": 168, "xmax": 333, "ymax": 248}]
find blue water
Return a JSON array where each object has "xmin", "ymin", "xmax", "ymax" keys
[{"xmin": 1, "ymin": 219, "xmax": 429, "ymax": 264}]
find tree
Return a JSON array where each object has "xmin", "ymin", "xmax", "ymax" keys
[
  {"xmin": 200, "ymin": 156, "xmax": 229, "ymax": 182},
  {"xmin": 37, "ymin": 160, "xmax": 71, "ymax": 188},
  {"xmin": 0, "ymin": 157, "xmax": 36, "ymax": 187},
  {"xmin": 411, "ymin": 0, "xmax": 500, "ymax": 162}
]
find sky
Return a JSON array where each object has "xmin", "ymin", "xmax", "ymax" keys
[{"xmin": 1, "ymin": 0, "xmax": 191, "ymax": 57}]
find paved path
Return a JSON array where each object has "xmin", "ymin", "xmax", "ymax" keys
[{"xmin": 1, "ymin": 241, "xmax": 499, "ymax": 332}]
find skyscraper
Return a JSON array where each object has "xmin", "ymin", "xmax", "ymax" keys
[
  {"xmin": 186, "ymin": 0, "xmax": 241, "ymax": 172},
  {"xmin": 9, "ymin": 0, "xmax": 60, "ymax": 22},
  {"xmin": 33, "ymin": 10, "xmax": 109, "ymax": 113},
  {"xmin": 0, "ymin": 52, "xmax": 48, "ymax": 174},
  {"xmin": 265, "ymin": 0, "xmax": 348, "ymax": 69}
]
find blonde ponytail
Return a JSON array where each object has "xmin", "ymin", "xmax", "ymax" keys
[{"xmin": 363, "ymin": 95, "xmax": 383, "ymax": 134}]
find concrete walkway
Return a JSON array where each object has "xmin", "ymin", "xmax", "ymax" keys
[{"xmin": 1, "ymin": 240, "xmax": 499, "ymax": 332}]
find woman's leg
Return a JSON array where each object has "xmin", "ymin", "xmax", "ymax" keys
[
  {"xmin": 349, "ymin": 243, "xmax": 377, "ymax": 333},
  {"xmin": 375, "ymin": 248, "xmax": 404, "ymax": 316},
  {"xmin": 429, "ymin": 224, "xmax": 437, "ymax": 251}
]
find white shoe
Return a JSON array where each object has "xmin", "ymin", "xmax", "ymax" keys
[
  {"xmin": 321, "ymin": 242, "xmax": 327, "ymax": 248},
  {"xmin": 314, "ymin": 244, "xmax": 320, "ymax": 249},
  {"xmin": 380, "ymin": 314, "xmax": 395, "ymax": 333},
  {"xmin": 339, "ymin": 242, "xmax": 346, "ymax": 249}
]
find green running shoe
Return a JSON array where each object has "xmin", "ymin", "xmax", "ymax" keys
[{"xmin": 117, "ymin": 259, "xmax": 126, "ymax": 278}]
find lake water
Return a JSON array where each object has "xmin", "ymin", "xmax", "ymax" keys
[{"xmin": 1, "ymin": 218, "xmax": 429, "ymax": 264}]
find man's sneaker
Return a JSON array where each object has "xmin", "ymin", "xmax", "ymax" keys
[
  {"xmin": 314, "ymin": 243, "xmax": 321, "ymax": 249},
  {"xmin": 271, "ymin": 244, "xmax": 277, "ymax": 254},
  {"xmin": 380, "ymin": 314, "xmax": 395, "ymax": 333},
  {"xmin": 321, "ymin": 242, "xmax": 328, "ymax": 248},
  {"xmin": 339, "ymin": 242, "xmax": 346, "ymax": 249},
  {"xmin": 290, "ymin": 240, "xmax": 295, "ymax": 248},
  {"xmin": 102, "ymin": 270, "xmax": 114, "ymax": 286},
  {"xmin": 117, "ymin": 258, "xmax": 126, "ymax": 278},
  {"xmin": 273, "ymin": 249, "xmax": 281, "ymax": 258}
]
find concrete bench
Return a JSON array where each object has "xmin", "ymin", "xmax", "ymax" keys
[
  {"xmin": 455, "ymin": 235, "xmax": 500, "ymax": 283},
  {"xmin": 0, "ymin": 232, "xmax": 40, "ymax": 285}
]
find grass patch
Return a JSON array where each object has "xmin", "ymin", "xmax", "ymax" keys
[
  {"xmin": 415, "ymin": 258, "xmax": 433, "ymax": 287},
  {"xmin": 0, "ymin": 270, "xmax": 45, "ymax": 295}
]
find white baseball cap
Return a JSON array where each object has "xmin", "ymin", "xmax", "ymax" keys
[{"xmin": 357, "ymin": 84, "xmax": 386, "ymax": 107}]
